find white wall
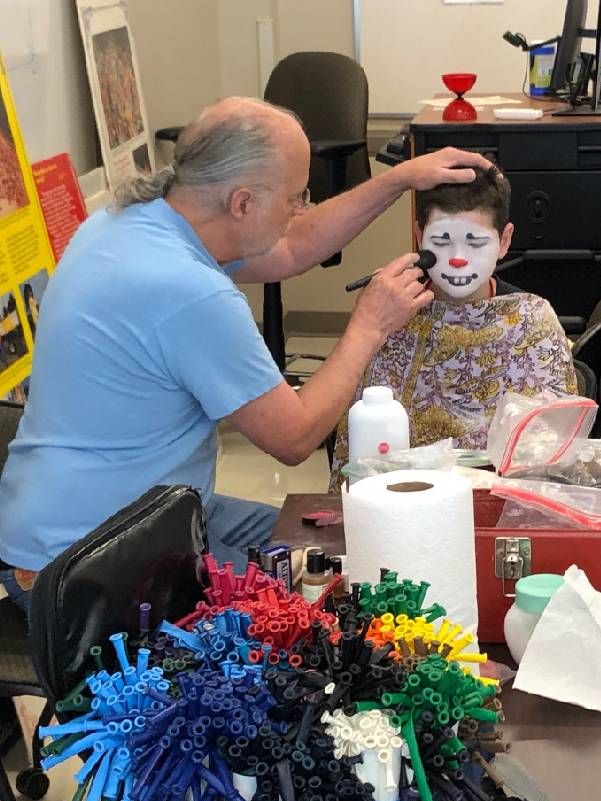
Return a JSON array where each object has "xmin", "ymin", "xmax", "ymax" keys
[{"xmin": 0, "ymin": 0, "xmax": 96, "ymax": 172}]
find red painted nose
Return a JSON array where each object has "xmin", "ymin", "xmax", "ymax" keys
[{"xmin": 449, "ymin": 257, "xmax": 469, "ymax": 268}]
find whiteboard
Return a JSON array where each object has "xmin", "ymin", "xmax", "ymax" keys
[{"xmin": 356, "ymin": 0, "xmax": 599, "ymax": 115}]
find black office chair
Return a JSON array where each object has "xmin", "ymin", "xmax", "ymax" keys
[
  {"xmin": 573, "ymin": 359, "xmax": 598, "ymax": 401},
  {"xmin": 0, "ymin": 400, "xmax": 52, "ymax": 801},
  {"xmin": 572, "ymin": 322, "xmax": 601, "ymax": 382},
  {"xmin": 262, "ymin": 51, "xmax": 371, "ymax": 372},
  {"xmin": 0, "ymin": 400, "xmax": 22, "ymax": 473},
  {"xmin": 586, "ymin": 297, "xmax": 601, "ymax": 330}
]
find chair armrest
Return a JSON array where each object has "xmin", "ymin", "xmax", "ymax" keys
[
  {"xmin": 559, "ymin": 315, "xmax": 587, "ymax": 336},
  {"xmin": 376, "ymin": 125, "xmax": 412, "ymax": 166},
  {"xmin": 310, "ymin": 139, "xmax": 366, "ymax": 159},
  {"xmin": 155, "ymin": 127, "xmax": 183, "ymax": 143}
]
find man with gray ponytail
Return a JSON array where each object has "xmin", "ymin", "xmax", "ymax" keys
[{"xmin": 0, "ymin": 97, "xmax": 490, "ymax": 606}]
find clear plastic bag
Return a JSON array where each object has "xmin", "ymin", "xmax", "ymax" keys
[
  {"xmin": 495, "ymin": 498, "xmax": 578, "ymax": 529},
  {"xmin": 492, "ymin": 478, "xmax": 601, "ymax": 530},
  {"xmin": 487, "ymin": 391, "xmax": 598, "ymax": 477},
  {"xmin": 545, "ymin": 440, "xmax": 601, "ymax": 488},
  {"xmin": 340, "ymin": 437, "xmax": 456, "ymax": 482}
]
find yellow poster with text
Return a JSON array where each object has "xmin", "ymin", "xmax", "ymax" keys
[{"xmin": 0, "ymin": 53, "xmax": 55, "ymax": 397}]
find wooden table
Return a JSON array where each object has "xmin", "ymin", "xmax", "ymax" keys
[{"xmin": 272, "ymin": 493, "xmax": 601, "ymax": 801}]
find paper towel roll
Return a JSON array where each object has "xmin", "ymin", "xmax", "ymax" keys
[{"xmin": 342, "ymin": 469, "xmax": 478, "ymax": 636}]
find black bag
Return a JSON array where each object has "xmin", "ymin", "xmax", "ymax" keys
[{"xmin": 30, "ymin": 485, "xmax": 208, "ymax": 705}]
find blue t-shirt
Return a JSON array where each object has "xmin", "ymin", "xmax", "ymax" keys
[{"xmin": 0, "ymin": 199, "xmax": 283, "ymax": 570}]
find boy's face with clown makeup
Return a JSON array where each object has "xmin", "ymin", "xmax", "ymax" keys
[{"xmin": 417, "ymin": 208, "xmax": 513, "ymax": 302}]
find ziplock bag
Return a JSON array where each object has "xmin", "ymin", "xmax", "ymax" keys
[
  {"xmin": 487, "ymin": 391, "xmax": 597, "ymax": 477},
  {"xmin": 491, "ymin": 478, "xmax": 601, "ymax": 530}
]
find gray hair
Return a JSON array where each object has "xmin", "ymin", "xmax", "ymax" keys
[{"xmin": 112, "ymin": 98, "xmax": 301, "ymax": 211}]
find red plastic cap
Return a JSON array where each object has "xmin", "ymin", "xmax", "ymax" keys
[{"xmin": 378, "ymin": 442, "xmax": 390, "ymax": 454}]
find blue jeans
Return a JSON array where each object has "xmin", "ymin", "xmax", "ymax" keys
[
  {"xmin": 0, "ymin": 494, "xmax": 278, "ymax": 615},
  {"xmin": 204, "ymin": 493, "xmax": 279, "ymax": 573},
  {"xmin": 0, "ymin": 568, "xmax": 31, "ymax": 616}
]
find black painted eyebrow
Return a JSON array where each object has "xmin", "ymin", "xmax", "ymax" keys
[
  {"xmin": 466, "ymin": 233, "xmax": 490, "ymax": 241},
  {"xmin": 430, "ymin": 232, "xmax": 451, "ymax": 239}
]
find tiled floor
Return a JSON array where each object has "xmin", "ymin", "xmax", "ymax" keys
[
  {"xmin": 3, "ymin": 381, "xmax": 333, "ymax": 799},
  {"xmin": 215, "ymin": 423, "xmax": 331, "ymax": 507}
]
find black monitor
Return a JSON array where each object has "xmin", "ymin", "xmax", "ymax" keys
[
  {"xmin": 552, "ymin": 0, "xmax": 601, "ymax": 114},
  {"xmin": 550, "ymin": 0, "xmax": 588, "ymax": 92}
]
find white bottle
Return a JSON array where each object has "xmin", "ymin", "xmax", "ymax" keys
[
  {"xmin": 348, "ymin": 386, "xmax": 410, "ymax": 465},
  {"xmin": 503, "ymin": 573, "xmax": 563, "ymax": 664}
]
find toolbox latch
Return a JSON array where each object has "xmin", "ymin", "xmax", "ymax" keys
[{"xmin": 495, "ymin": 537, "xmax": 532, "ymax": 597}]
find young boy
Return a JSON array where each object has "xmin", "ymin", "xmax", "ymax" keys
[{"xmin": 329, "ymin": 166, "xmax": 576, "ymax": 489}]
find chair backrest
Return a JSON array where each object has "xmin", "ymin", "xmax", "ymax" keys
[
  {"xmin": 573, "ymin": 358, "xmax": 598, "ymax": 401},
  {"xmin": 572, "ymin": 321, "xmax": 601, "ymax": 379},
  {"xmin": 29, "ymin": 485, "xmax": 208, "ymax": 705},
  {"xmin": 0, "ymin": 400, "xmax": 23, "ymax": 477},
  {"xmin": 588, "ymin": 298, "xmax": 601, "ymax": 329},
  {"xmin": 264, "ymin": 52, "xmax": 370, "ymax": 201}
]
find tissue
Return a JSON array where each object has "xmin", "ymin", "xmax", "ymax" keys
[{"xmin": 514, "ymin": 565, "xmax": 601, "ymax": 711}]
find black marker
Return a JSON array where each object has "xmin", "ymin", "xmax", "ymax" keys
[{"xmin": 345, "ymin": 249, "xmax": 437, "ymax": 292}]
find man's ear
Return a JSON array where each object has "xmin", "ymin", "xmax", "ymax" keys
[
  {"xmin": 498, "ymin": 222, "xmax": 514, "ymax": 260},
  {"xmin": 229, "ymin": 188, "xmax": 253, "ymax": 220},
  {"xmin": 414, "ymin": 221, "xmax": 424, "ymax": 248}
]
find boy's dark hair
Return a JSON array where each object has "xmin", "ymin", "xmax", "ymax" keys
[{"xmin": 415, "ymin": 165, "xmax": 511, "ymax": 236}]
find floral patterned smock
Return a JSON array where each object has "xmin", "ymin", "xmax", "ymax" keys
[{"xmin": 329, "ymin": 292, "xmax": 577, "ymax": 492}]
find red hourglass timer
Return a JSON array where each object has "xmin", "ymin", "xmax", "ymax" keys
[{"xmin": 442, "ymin": 73, "xmax": 477, "ymax": 121}]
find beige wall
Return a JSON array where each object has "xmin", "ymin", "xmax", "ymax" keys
[
  {"xmin": 128, "ymin": 0, "xmax": 408, "ymax": 321},
  {"xmin": 275, "ymin": 0, "xmax": 354, "ymax": 60},
  {"xmin": 212, "ymin": 1, "xmax": 406, "ymax": 319},
  {"xmin": 129, "ymin": 0, "xmax": 222, "ymax": 134},
  {"xmin": 238, "ymin": 161, "xmax": 412, "ymax": 319},
  {"xmin": 217, "ymin": 0, "xmax": 272, "ymax": 98},
  {"xmin": 282, "ymin": 161, "xmax": 412, "ymax": 314}
]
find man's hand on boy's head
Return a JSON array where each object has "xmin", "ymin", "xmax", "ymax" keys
[{"xmin": 395, "ymin": 147, "xmax": 494, "ymax": 191}]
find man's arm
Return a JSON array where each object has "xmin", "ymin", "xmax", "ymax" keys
[
  {"xmin": 232, "ymin": 148, "xmax": 493, "ymax": 284},
  {"xmin": 227, "ymin": 255, "xmax": 433, "ymax": 464}
]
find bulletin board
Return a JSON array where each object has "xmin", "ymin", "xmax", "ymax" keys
[{"xmin": 355, "ymin": 0, "xmax": 599, "ymax": 115}]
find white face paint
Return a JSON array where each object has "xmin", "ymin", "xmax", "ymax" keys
[{"xmin": 422, "ymin": 210, "xmax": 501, "ymax": 300}]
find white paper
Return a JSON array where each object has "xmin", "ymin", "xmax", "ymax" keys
[
  {"xmin": 420, "ymin": 96, "xmax": 522, "ymax": 108},
  {"xmin": 514, "ymin": 566, "xmax": 601, "ymax": 711},
  {"xmin": 342, "ymin": 470, "xmax": 479, "ymax": 640}
]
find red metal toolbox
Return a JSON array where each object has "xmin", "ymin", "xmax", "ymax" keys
[
  {"xmin": 272, "ymin": 491, "xmax": 601, "ymax": 644},
  {"xmin": 474, "ymin": 488, "xmax": 601, "ymax": 641}
]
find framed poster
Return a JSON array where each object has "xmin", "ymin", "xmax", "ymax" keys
[
  {"xmin": 0, "ymin": 53, "xmax": 55, "ymax": 400},
  {"xmin": 76, "ymin": 0, "xmax": 155, "ymax": 189}
]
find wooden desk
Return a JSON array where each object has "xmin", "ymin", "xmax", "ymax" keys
[
  {"xmin": 272, "ymin": 493, "xmax": 601, "ymax": 801},
  {"xmin": 380, "ymin": 93, "xmax": 601, "ymax": 319}
]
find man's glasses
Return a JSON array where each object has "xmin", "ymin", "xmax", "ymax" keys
[{"xmin": 290, "ymin": 187, "xmax": 311, "ymax": 210}]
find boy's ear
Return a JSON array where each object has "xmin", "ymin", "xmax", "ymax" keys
[
  {"xmin": 414, "ymin": 221, "xmax": 424, "ymax": 248},
  {"xmin": 498, "ymin": 222, "xmax": 514, "ymax": 260}
]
